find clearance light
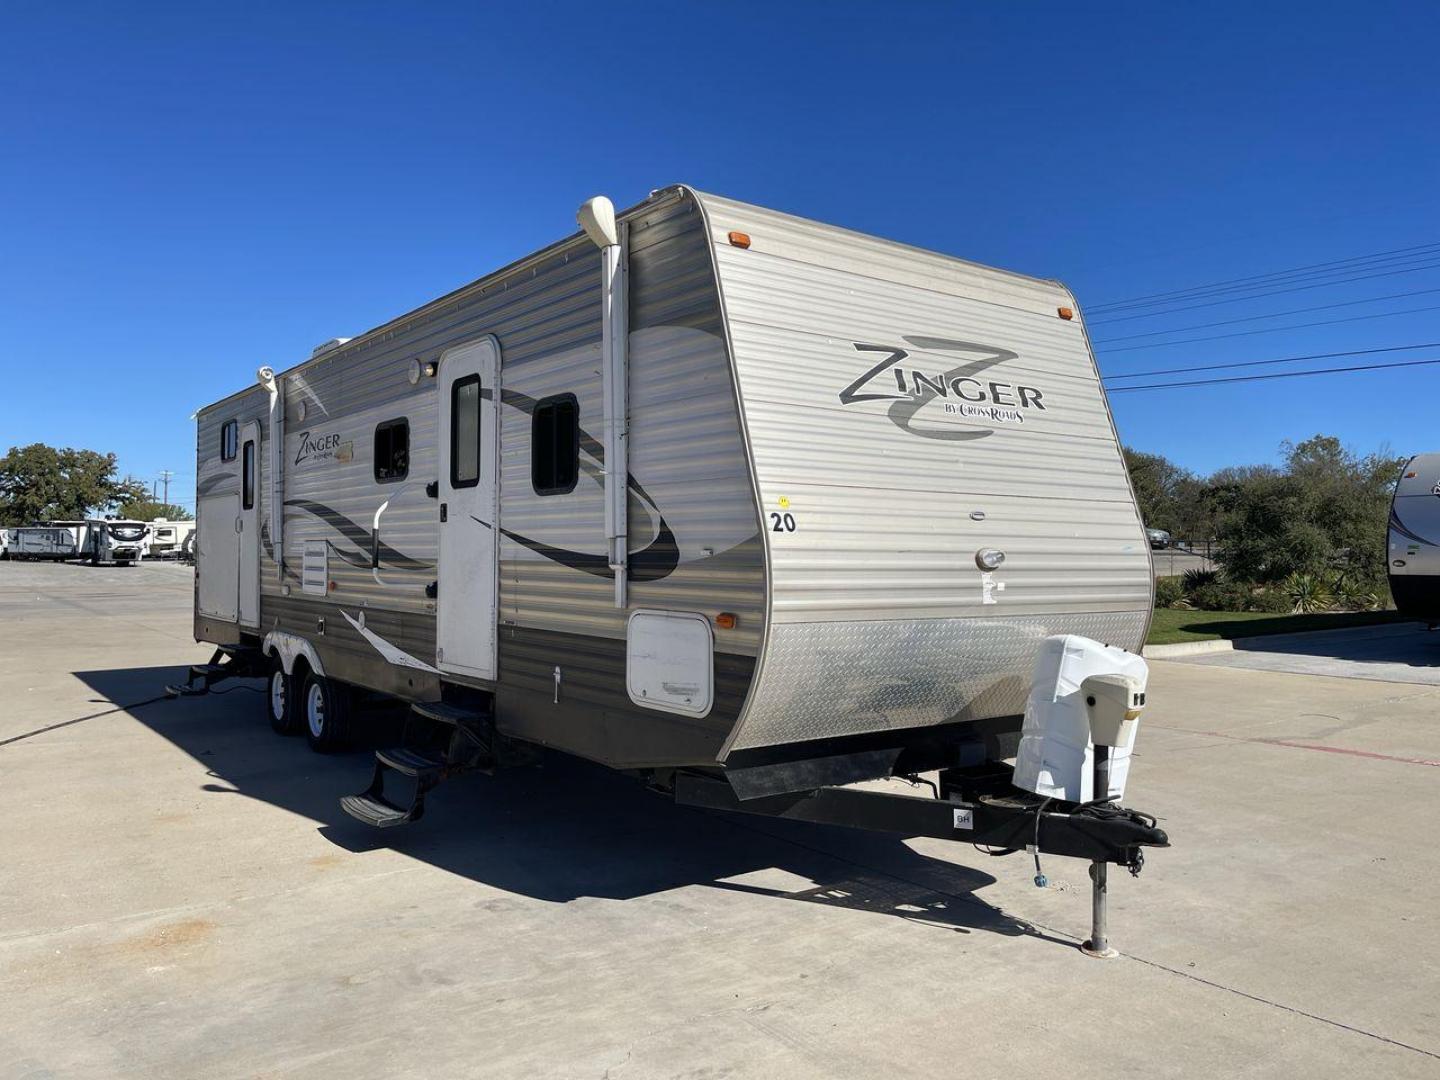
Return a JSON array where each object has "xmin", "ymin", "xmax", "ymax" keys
[
  {"xmin": 728, "ymin": 231, "xmax": 752, "ymax": 249},
  {"xmin": 1405, "ymin": 471, "xmax": 1418, "ymax": 478},
  {"xmin": 714, "ymin": 612, "xmax": 738, "ymax": 629},
  {"xmin": 1058, "ymin": 307, "xmax": 1075, "ymax": 320}
]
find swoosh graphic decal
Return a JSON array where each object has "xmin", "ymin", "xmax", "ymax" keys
[
  {"xmin": 1390, "ymin": 507, "xmax": 1439, "ymax": 547},
  {"xmin": 501, "ymin": 516, "xmax": 681, "ymax": 583},
  {"xmin": 339, "ymin": 610, "xmax": 440, "ymax": 673},
  {"xmin": 284, "ymin": 498, "xmax": 434, "ymax": 570}
]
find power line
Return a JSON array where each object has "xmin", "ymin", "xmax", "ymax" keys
[
  {"xmin": 1102, "ymin": 341, "xmax": 1440, "ymax": 381},
  {"xmin": 1092, "ymin": 285, "xmax": 1440, "ymax": 344},
  {"xmin": 1088, "ymin": 241, "xmax": 1440, "ymax": 313},
  {"xmin": 1088, "ymin": 260, "xmax": 1440, "ymax": 325},
  {"xmin": 1106, "ymin": 356, "xmax": 1440, "ymax": 393},
  {"xmin": 1088, "ymin": 300, "xmax": 1440, "ymax": 355}
]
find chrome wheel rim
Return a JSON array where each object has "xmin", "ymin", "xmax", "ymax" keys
[
  {"xmin": 270, "ymin": 670, "xmax": 286, "ymax": 721},
  {"xmin": 306, "ymin": 683, "xmax": 325, "ymax": 739}
]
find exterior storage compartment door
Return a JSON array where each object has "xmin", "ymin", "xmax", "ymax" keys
[{"xmin": 197, "ymin": 493, "xmax": 240, "ymax": 621}]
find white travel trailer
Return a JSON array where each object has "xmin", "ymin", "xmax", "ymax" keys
[
  {"xmin": 149, "ymin": 518, "xmax": 195, "ymax": 559},
  {"xmin": 1388, "ymin": 453, "xmax": 1440, "ymax": 622},
  {"xmin": 189, "ymin": 188, "xmax": 1165, "ymax": 948},
  {"xmin": 0, "ymin": 528, "xmax": 8, "ymax": 559},
  {"xmin": 8, "ymin": 526, "xmax": 80, "ymax": 561}
]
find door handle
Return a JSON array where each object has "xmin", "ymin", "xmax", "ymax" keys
[
  {"xmin": 440, "ymin": 503, "xmax": 448, "ymax": 523},
  {"xmin": 235, "ymin": 517, "xmax": 242, "ymax": 533}
]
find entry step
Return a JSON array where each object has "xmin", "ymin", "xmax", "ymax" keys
[
  {"xmin": 339, "ymin": 792, "xmax": 422, "ymax": 828},
  {"xmin": 376, "ymin": 746, "xmax": 446, "ymax": 782},
  {"xmin": 411, "ymin": 700, "xmax": 489, "ymax": 727}
]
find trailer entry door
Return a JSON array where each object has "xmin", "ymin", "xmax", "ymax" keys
[{"xmin": 437, "ymin": 336, "xmax": 500, "ymax": 680}]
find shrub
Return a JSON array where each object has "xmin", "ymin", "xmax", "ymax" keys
[
  {"xmin": 1153, "ymin": 576, "xmax": 1184, "ymax": 608},
  {"xmin": 1251, "ymin": 588, "xmax": 1294, "ymax": 614},
  {"xmin": 1189, "ymin": 580, "xmax": 1253, "ymax": 612},
  {"xmin": 1181, "ymin": 568, "xmax": 1219, "ymax": 595},
  {"xmin": 1283, "ymin": 572, "xmax": 1334, "ymax": 614}
]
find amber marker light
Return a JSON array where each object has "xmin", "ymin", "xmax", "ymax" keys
[
  {"xmin": 1058, "ymin": 306, "xmax": 1075, "ymax": 320},
  {"xmin": 714, "ymin": 612, "xmax": 738, "ymax": 629},
  {"xmin": 1406, "ymin": 471, "xmax": 1418, "ymax": 478},
  {"xmin": 728, "ymin": 231, "xmax": 751, "ymax": 249}
]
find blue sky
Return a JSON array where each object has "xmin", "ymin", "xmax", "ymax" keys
[{"xmin": 2, "ymin": 2, "xmax": 1437, "ymax": 508}]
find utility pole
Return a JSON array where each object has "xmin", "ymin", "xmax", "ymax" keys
[{"xmin": 158, "ymin": 470, "xmax": 175, "ymax": 506}]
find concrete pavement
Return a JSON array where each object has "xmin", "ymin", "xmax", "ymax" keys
[{"xmin": 2, "ymin": 561, "xmax": 1438, "ymax": 1078}]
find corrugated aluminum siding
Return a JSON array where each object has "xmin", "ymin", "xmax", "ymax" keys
[
  {"xmin": 195, "ymin": 188, "xmax": 764, "ymax": 765},
  {"xmin": 694, "ymin": 191, "xmax": 1151, "ymax": 751}
]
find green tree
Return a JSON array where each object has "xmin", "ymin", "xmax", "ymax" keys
[
  {"xmin": 1123, "ymin": 447, "xmax": 1192, "ymax": 534},
  {"xmin": 0, "ymin": 444, "xmax": 147, "ymax": 524},
  {"xmin": 1214, "ymin": 435, "xmax": 1401, "ymax": 593},
  {"xmin": 116, "ymin": 498, "xmax": 193, "ymax": 522}
]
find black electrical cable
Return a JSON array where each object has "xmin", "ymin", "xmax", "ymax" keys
[
  {"xmin": 1106, "ymin": 355, "xmax": 1440, "ymax": 393},
  {"xmin": 1103, "ymin": 340, "xmax": 1440, "ymax": 381},
  {"xmin": 1091, "ymin": 285, "xmax": 1440, "ymax": 344},
  {"xmin": 1096, "ymin": 302, "xmax": 1440, "ymax": 354},
  {"xmin": 1090, "ymin": 261, "xmax": 1440, "ymax": 325},
  {"xmin": 1088, "ymin": 240, "xmax": 1440, "ymax": 312}
]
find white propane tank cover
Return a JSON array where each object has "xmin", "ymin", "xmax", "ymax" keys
[{"xmin": 1013, "ymin": 635, "xmax": 1149, "ymax": 802}]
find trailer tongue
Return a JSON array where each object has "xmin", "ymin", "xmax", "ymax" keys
[{"xmin": 330, "ymin": 633, "xmax": 1168, "ymax": 958}]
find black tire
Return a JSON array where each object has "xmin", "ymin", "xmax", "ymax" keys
[
  {"xmin": 301, "ymin": 671, "xmax": 352, "ymax": 753},
  {"xmin": 266, "ymin": 656, "xmax": 300, "ymax": 735}
]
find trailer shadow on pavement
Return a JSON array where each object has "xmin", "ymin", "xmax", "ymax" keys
[{"xmin": 74, "ymin": 665, "xmax": 1060, "ymax": 946}]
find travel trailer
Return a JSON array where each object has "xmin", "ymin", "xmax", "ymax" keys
[
  {"xmin": 0, "ymin": 528, "xmax": 8, "ymax": 559},
  {"xmin": 84, "ymin": 518, "xmax": 149, "ymax": 565},
  {"xmin": 149, "ymin": 518, "xmax": 195, "ymax": 559},
  {"xmin": 8, "ymin": 526, "xmax": 80, "ymax": 561},
  {"xmin": 189, "ymin": 187, "xmax": 1166, "ymax": 952},
  {"xmin": 1389, "ymin": 452, "xmax": 1440, "ymax": 622}
]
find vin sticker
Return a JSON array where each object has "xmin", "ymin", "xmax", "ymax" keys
[{"xmin": 953, "ymin": 808, "xmax": 974, "ymax": 830}]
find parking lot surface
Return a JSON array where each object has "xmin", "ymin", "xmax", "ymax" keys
[
  {"xmin": 3, "ymin": 560, "xmax": 1439, "ymax": 1078},
  {"xmin": 1175, "ymin": 621, "xmax": 1440, "ymax": 685}
]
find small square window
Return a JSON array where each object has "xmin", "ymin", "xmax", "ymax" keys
[
  {"xmin": 532, "ymin": 395, "xmax": 578, "ymax": 496},
  {"xmin": 374, "ymin": 418, "xmax": 409, "ymax": 482},
  {"xmin": 220, "ymin": 420, "xmax": 238, "ymax": 462}
]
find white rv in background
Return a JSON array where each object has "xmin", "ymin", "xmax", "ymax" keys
[
  {"xmin": 148, "ymin": 518, "xmax": 195, "ymax": 559},
  {"xmin": 84, "ymin": 519, "xmax": 149, "ymax": 565},
  {"xmin": 186, "ymin": 187, "xmax": 1166, "ymax": 947},
  {"xmin": 8, "ymin": 526, "xmax": 80, "ymax": 561},
  {"xmin": 1388, "ymin": 452, "xmax": 1440, "ymax": 622}
]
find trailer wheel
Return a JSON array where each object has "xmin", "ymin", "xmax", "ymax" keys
[
  {"xmin": 301, "ymin": 671, "xmax": 351, "ymax": 753},
  {"xmin": 266, "ymin": 657, "xmax": 300, "ymax": 735}
]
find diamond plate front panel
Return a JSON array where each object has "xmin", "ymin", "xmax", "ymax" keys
[{"xmin": 725, "ymin": 610, "xmax": 1148, "ymax": 751}]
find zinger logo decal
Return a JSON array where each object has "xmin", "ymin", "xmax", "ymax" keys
[
  {"xmin": 838, "ymin": 336, "xmax": 1046, "ymax": 441},
  {"xmin": 294, "ymin": 429, "xmax": 346, "ymax": 466}
]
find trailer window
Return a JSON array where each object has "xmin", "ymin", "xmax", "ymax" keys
[
  {"xmin": 532, "ymin": 395, "xmax": 578, "ymax": 496},
  {"xmin": 374, "ymin": 418, "xmax": 409, "ymax": 482},
  {"xmin": 451, "ymin": 375, "xmax": 481, "ymax": 488},
  {"xmin": 242, "ymin": 439, "xmax": 255, "ymax": 510},
  {"xmin": 220, "ymin": 420, "xmax": 238, "ymax": 462}
]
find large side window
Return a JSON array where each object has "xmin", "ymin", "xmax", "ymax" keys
[
  {"xmin": 531, "ymin": 395, "xmax": 578, "ymax": 496},
  {"xmin": 242, "ymin": 439, "xmax": 255, "ymax": 510},
  {"xmin": 374, "ymin": 418, "xmax": 409, "ymax": 482},
  {"xmin": 451, "ymin": 375, "xmax": 481, "ymax": 488},
  {"xmin": 220, "ymin": 419, "xmax": 238, "ymax": 462}
]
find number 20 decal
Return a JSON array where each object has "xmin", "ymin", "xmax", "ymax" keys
[{"xmin": 769, "ymin": 512, "xmax": 797, "ymax": 532}]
